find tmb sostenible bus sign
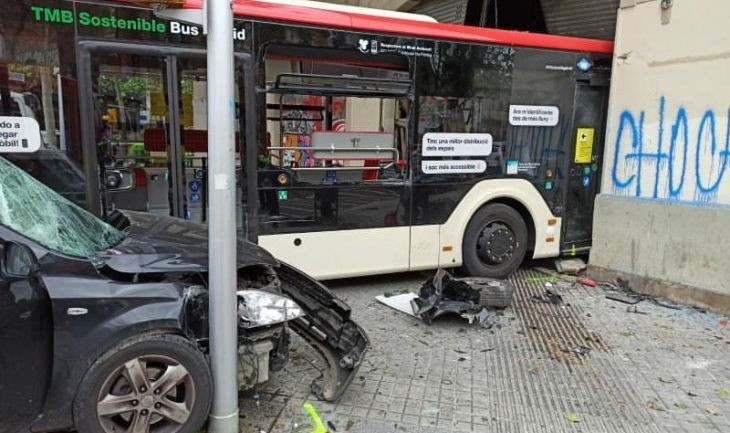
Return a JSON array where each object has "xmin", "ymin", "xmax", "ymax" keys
[{"xmin": 0, "ymin": 117, "xmax": 42, "ymax": 153}]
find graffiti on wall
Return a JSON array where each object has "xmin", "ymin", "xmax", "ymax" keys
[{"xmin": 610, "ymin": 96, "xmax": 730, "ymax": 204}]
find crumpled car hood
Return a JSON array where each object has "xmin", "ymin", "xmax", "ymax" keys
[{"xmin": 97, "ymin": 211, "xmax": 277, "ymax": 273}]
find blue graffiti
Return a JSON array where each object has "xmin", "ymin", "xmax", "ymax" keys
[{"xmin": 611, "ymin": 97, "xmax": 730, "ymax": 203}]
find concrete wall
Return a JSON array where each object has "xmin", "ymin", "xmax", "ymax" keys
[{"xmin": 592, "ymin": 0, "xmax": 730, "ymax": 308}]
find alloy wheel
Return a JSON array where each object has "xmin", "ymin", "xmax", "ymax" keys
[{"xmin": 96, "ymin": 355, "xmax": 195, "ymax": 433}]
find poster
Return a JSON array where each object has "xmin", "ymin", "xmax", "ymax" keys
[
  {"xmin": 0, "ymin": 116, "xmax": 41, "ymax": 153},
  {"xmin": 421, "ymin": 160, "xmax": 487, "ymax": 175},
  {"xmin": 509, "ymin": 105, "xmax": 559, "ymax": 127},
  {"xmin": 574, "ymin": 128, "xmax": 595, "ymax": 163},
  {"xmin": 422, "ymin": 133, "xmax": 492, "ymax": 157}
]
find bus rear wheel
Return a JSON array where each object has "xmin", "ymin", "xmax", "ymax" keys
[{"xmin": 462, "ymin": 204, "xmax": 528, "ymax": 279}]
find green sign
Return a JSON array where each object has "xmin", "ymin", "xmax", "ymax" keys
[
  {"xmin": 31, "ymin": 6, "xmax": 168, "ymax": 33},
  {"xmin": 278, "ymin": 190, "xmax": 288, "ymax": 201}
]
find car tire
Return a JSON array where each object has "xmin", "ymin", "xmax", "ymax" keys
[
  {"xmin": 462, "ymin": 203, "xmax": 528, "ymax": 279},
  {"xmin": 74, "ymin": 333, "xmax": 212, "ymax": 433}
]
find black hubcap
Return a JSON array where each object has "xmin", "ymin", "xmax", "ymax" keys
[{"xmin": 477, "ymin": 222, "xmax": 516, "ymax": 265}]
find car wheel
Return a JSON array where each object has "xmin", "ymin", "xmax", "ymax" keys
[
  {"xmin": 462, "ymin": 203, "xmax": 528, "ymax": 279},
  {"xmin": 74, "ymin": 333, "xmax": 212, "ymax": 433}
]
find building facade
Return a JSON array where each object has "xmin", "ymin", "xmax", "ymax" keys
[{"xmin": 591, "ymin": 0, "xmax": 730, "ymax": 312}]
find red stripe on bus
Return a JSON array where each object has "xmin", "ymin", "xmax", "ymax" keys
[{"xmin": 183, "ymin": 0, "xmax": 613, "ymax": 54}]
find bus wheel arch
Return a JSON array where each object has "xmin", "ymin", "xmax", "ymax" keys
[{"xmin": 461, "ymin": 198, "xmax": 535, "ymax": 279}]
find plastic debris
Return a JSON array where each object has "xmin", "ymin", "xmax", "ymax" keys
[
  {"xmin": 579, "ymin": 277, "xmax": 597, "ymax": 287},
  {"xmin": 302, "ymin": 402, "xmax": 327, "ymax": 433}
]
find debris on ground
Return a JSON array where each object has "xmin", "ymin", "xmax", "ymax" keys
[
  {"xmin": 705, "ymin": 406, "xmax": 719, "ymax": 416},
  {"xmin": 647, "ymin": 400, "xmax": 666, "ymax": 411},
  {"xmin": 601, "ymin": 278, "xmax": 682, "ymax": 310},
  {"xmin": 626, "ymin": 305, "xmax": 648, "ymax": 314},
  {"xmin": 579, "ymin": 277, "xmax": 597, "ymax": 287},
  {"xmin": 301, "ymin": 402, "xmax": 327, "ymax": 433},
  {"xmin": 606, "ymin": 293, "xmax": 641, "ymax": 305},
  {"xmin": 566, "ymin": 345, "xmax": 591, "ymax": 355},
  {"xmin": 375, "ymin": 292, "xmax": 418, "ymax": 317},
  {"xmin": 555, "ymin": 258, "xmax": 586, "ymax": 275},
  {"xmin": 377, "ymin": 269, "xmax": 514, "ymax": 325},
  {"xmin": 620, "ymin": 330, "xmax": 635, "ymax": 337},
  {"xmin": 674, "ymin": 401, "xmax": 688, "ymax": 410},
  {"xmin": 530, "ymin": 289, "xmax": 564, "ymax": 305},
  {"xmin": 564, "ymin": 413, "xmax": 581, "ymax": 423}
]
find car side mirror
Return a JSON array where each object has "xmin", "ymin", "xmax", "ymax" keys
[{"xmin": 3, "ymin": 242, "xmax": 39, "ymax": 279}]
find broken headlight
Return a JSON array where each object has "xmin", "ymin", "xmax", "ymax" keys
[{"xmin": 237, "ymin": 289, "xmax": 304, "ymax": 328}]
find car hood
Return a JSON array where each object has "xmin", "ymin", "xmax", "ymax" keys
[{"xmin": 97, "ymin": 211, "xmax": 277, "ymax": 273}]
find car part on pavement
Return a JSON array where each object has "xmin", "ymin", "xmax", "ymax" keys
[{"xmin": 411, "ymin": 269, "xmax": 514, "ymax": 325}]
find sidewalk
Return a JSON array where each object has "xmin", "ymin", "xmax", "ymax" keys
[{"xmin": 239, "ymin": 268, "xmax": 730, "ymax": 433}]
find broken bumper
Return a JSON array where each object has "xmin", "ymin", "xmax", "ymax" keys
[{"xmin": 277, "ymin": 263, "xmax": 369, "ymax": 402}]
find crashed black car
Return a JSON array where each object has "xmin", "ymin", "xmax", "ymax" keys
[{"xmin": 0, "ymin": 156, "xmax": 368, "ymax": 433}]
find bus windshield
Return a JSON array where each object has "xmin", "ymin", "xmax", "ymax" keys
[{"xmin": 0, "ymin": 156, "xmax": 125, "ymax": 259}]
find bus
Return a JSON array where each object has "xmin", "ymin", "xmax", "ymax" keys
[{"xmin": 0, "ymin": 0, "xmax": 613, "ymax": 280}]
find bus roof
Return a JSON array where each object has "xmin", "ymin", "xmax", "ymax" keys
[{"xmin": 181, "ymin": 0, "xmax": 613, "ymax": 54}]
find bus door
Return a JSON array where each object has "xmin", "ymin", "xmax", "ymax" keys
[
  {"xmin": 255, "ymin": 47, "xmax": 413, "ymax": 279},
  {"xmin": 561, "ymin": 81, "xmax": 609, "ymax": 253},
  {"xmin": 77, "ymin": 42, "xmax": 255, "ymax": 232}
]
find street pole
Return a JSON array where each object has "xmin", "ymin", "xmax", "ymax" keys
[{"xmin": 206, "ymin": 0, "xmax": 239, "ymax": 432}]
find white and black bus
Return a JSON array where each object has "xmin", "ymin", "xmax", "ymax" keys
[{"xmin": 0, "ymin": 0, "xmax": 613, "ymax": 279}]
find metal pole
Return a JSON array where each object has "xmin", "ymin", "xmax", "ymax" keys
[{"xmin": 206, "ymin": 0, "xmax": 238, "ymax": 431}]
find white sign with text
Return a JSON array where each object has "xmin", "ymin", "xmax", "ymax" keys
[
  {"xmin": 422, "ymin": 133, "xmax": 492, "ymax": 157},
  {"xmin": 422, "ymin": 160, "xmax": 487, "ymax": 175},
  {"xmin": 0, "ymin": 116, "xmax": 41, "ymax": 153},
  {"xmin": 509, "ymin": 105, "xmax": 559, "ymax": 127}
]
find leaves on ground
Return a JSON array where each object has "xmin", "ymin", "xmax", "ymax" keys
[
  {"xmin": 688, "ymin": 343, "xmax": 703, "ymax": 349},
  {"xmin": 620, "ymin": 330, "xmax": 635, "ymax": 337},
  {"xmin": 658, "ymin": 377, "xmax": 673, "ymax": 384},
  {"xmin": 716, "ymin": 388, "xmax": 730, "ymax": 398},
  {"xmin": 564, "ymin": 413, "xmax": 581, "ymax": 423},
  {"xmin": 674, "ymin": 401, "xmax": 688, "ymax": 410}
]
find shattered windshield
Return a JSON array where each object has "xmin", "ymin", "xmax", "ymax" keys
[{"xmin": 0, "ymin": 156, "xmax": 125, "ymax": 259}]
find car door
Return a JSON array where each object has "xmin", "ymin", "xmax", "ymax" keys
[{"xmin": 0, "ymin": 237, "xmax": 53, "ymax": 431}]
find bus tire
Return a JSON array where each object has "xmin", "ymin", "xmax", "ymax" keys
[{"xmin": 462, "ymin": 203, "xmax": 528, "ymax": 279}]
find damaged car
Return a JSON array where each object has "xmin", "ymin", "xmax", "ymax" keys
[{"xmin": 0, "ymin": 156, "xmax": 368, "ymax": 433}]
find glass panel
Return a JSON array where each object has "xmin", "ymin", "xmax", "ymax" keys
[
  {"xmin": 0, "ymin": 3, "xmax": 83, "ymax": 208},
  {"xmin": 92, "ymin": 54, "xmax": 173, "ymax": 217},
  {"xmin": 0, "ymin": 156, "xmax": 124, "ymax": 260},
  {"xmin": 260, "ymin": 56, "xmax": 410, "ymax": 230},
  {"xmin": 177, "ymin": 57, "xmax": 244, "ymax": 225}
]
